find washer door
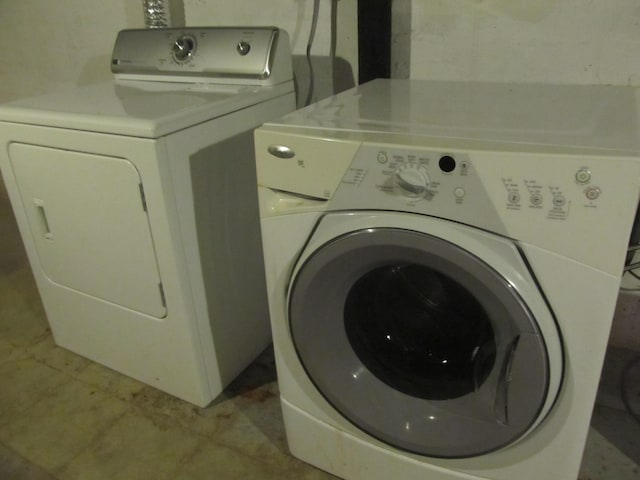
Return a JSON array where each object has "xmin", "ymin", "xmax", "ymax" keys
[{"xmin": 289, "ymin": 214, "xmax": 562, "ymax": 458}]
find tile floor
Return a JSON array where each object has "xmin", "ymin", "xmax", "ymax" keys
[{"xmin": 1, "ymin": 191, "xmax": 639, "ymax": 479}]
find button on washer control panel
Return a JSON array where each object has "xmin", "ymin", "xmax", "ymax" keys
[
  {"xmin": 552, "ymin": 195, "xmax": 567, "ymax": 207},
  {"xmin": 585, "ymin": 186, "xmax": 601, "ymax": 201},
  {"xmin": 575, "ymin": 168, "xmax": 591, "ymax": 184},
  {"xmin": 530, "ymin": 193, "xmax": 543, "ymax": 206}
]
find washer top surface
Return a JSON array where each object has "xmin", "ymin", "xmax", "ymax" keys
[
  {"xmin": 265, "ymin": 79, "xmax": 640, "ymax": 155},
  {"xmin": 0, "ymin": 80, "xmax": 293, "ymax": 138}
]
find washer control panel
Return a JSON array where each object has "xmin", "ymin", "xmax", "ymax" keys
[
  {"xmin": 332, "ymin": 144, "xmax": 505, "ymax": 232},
  {"xmin": 110, "ymin": 27, "xmax": 286, "ymax": 81},
  {"xmin": 329, "ymin": 142, "xmax": 639, "ymax": 271},
  {"xmin": 256, "ymin": 127, "xmax": 640, "ymax": 274}
]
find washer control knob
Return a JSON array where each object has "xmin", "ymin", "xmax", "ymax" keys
[
  {"xmin": 395, "ymin": 163, "xmax": 430, "ymax": 197},
  {"xmin": 172, "ymin": 35, "xmax": 196, "ymax": 62}
]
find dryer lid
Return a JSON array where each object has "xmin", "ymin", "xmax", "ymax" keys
[{"xmin": 0, "ymin": 80, "xmax": 294, "ymax": 138}]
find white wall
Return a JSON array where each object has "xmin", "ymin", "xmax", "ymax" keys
[
  {"xmin": 0, "ymin": 0, "xmax": 143, "ymax": 103},
  {"xmin": 0, "ymin": 0, "xmax": 357, "ymax": 105},
  {"xmin": 393, "ymin": 0, "xmax": 640, "ymax": 86},
  {"xmin": 182, "ymin": 0, "xmax": 358, "ymax": 105}
]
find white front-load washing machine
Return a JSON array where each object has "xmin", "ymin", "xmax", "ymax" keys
[
  {"xmin": 254, "ymin": 79, "xmax": 640, "ymax": 479},
  {"xmin": 0, "ymin": 27, "xmax": 295, "ymax": 407}
]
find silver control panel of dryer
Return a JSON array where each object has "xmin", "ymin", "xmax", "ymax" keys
[{"xmin": 110, "ymin": 27, "xmax": 290, "ymax": 83}]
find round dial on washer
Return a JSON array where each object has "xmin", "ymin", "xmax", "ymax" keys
[
  {"xmin": 172, "ymin": 35, "xmax": 196, "ymax": 62},
  {"xmin": 395, "ymin": 163, "xmax": 430, "ymax": 197}
]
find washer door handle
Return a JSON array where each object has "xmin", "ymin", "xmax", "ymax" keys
[
  {"xmin": 494, "ymin": 333, "xmax": 550, "ymax": 429},
  {"xmin": 495, "ymin": 335, "xmax": 520, "ymax": 425}
]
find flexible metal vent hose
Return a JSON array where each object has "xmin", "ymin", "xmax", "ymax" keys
[{"xmin": 143, "ymin": 0, "xmax": 171, "ymax": 28}]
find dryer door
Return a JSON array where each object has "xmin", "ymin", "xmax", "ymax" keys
[
  {"xmin": 289, "ymin": 213, "xmax": 562, "ymax": 458},
  {"xmin": 8, "ymin": 143, "xmax": 167, "ymax": 318}
]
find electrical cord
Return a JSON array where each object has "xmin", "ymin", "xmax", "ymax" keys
[
  {"xmin": 621, "ymin": 245, "xmax": 640, "ymax": 290},
  {"xmin": 618, "ymin": 243, "xmax": 640, "ymax": 422},
  {"xmin": 304, "ymin": 0, "xmax": 321, "ymax": 107},
  {"xmin": 621, "ymin": 354, "xmax": 640, "ymax": 424}
]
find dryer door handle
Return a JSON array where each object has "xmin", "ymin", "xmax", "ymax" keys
[{"xmin": 33, "ymin": 198, "xmax": 53, "ymax": 240}]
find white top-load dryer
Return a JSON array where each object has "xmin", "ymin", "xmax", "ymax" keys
[
  {"xmin": 0, "ymin": 27, "xmax": 295, "ymax": 407},
  {"xmin": 255, "ymin": 80, "xmax": 640, "ymax": 479}
]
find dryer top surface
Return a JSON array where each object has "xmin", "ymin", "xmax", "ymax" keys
[
  {"xmin": 265, "ymin": 79, "xmax": 640, "ymax": 155},
  {"xmin": 0, "ymin": 80, "xmax": 294, "ymax": 138}
]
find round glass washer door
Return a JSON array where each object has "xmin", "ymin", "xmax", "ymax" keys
[{"xmin": 289, "ymin": 225, "xmax": 559, "ymax": 458}]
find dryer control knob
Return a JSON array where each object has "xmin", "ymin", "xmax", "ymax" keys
[
  {"xmin": 395, "ymin": 164, "xmax": 430, "ymax": 197},
  {"xmin": 172, "ymin": 35, "xmax": 196, "ymax": 62}
]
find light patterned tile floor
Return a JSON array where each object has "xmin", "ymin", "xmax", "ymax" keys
[{"xmin": 1, "ymin": 186, "xmax": 639, "ymax": 480}]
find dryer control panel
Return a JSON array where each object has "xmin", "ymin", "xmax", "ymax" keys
[{"xmin": 111, "ymin": 27, "xmax": 292, "ymax": 85}]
